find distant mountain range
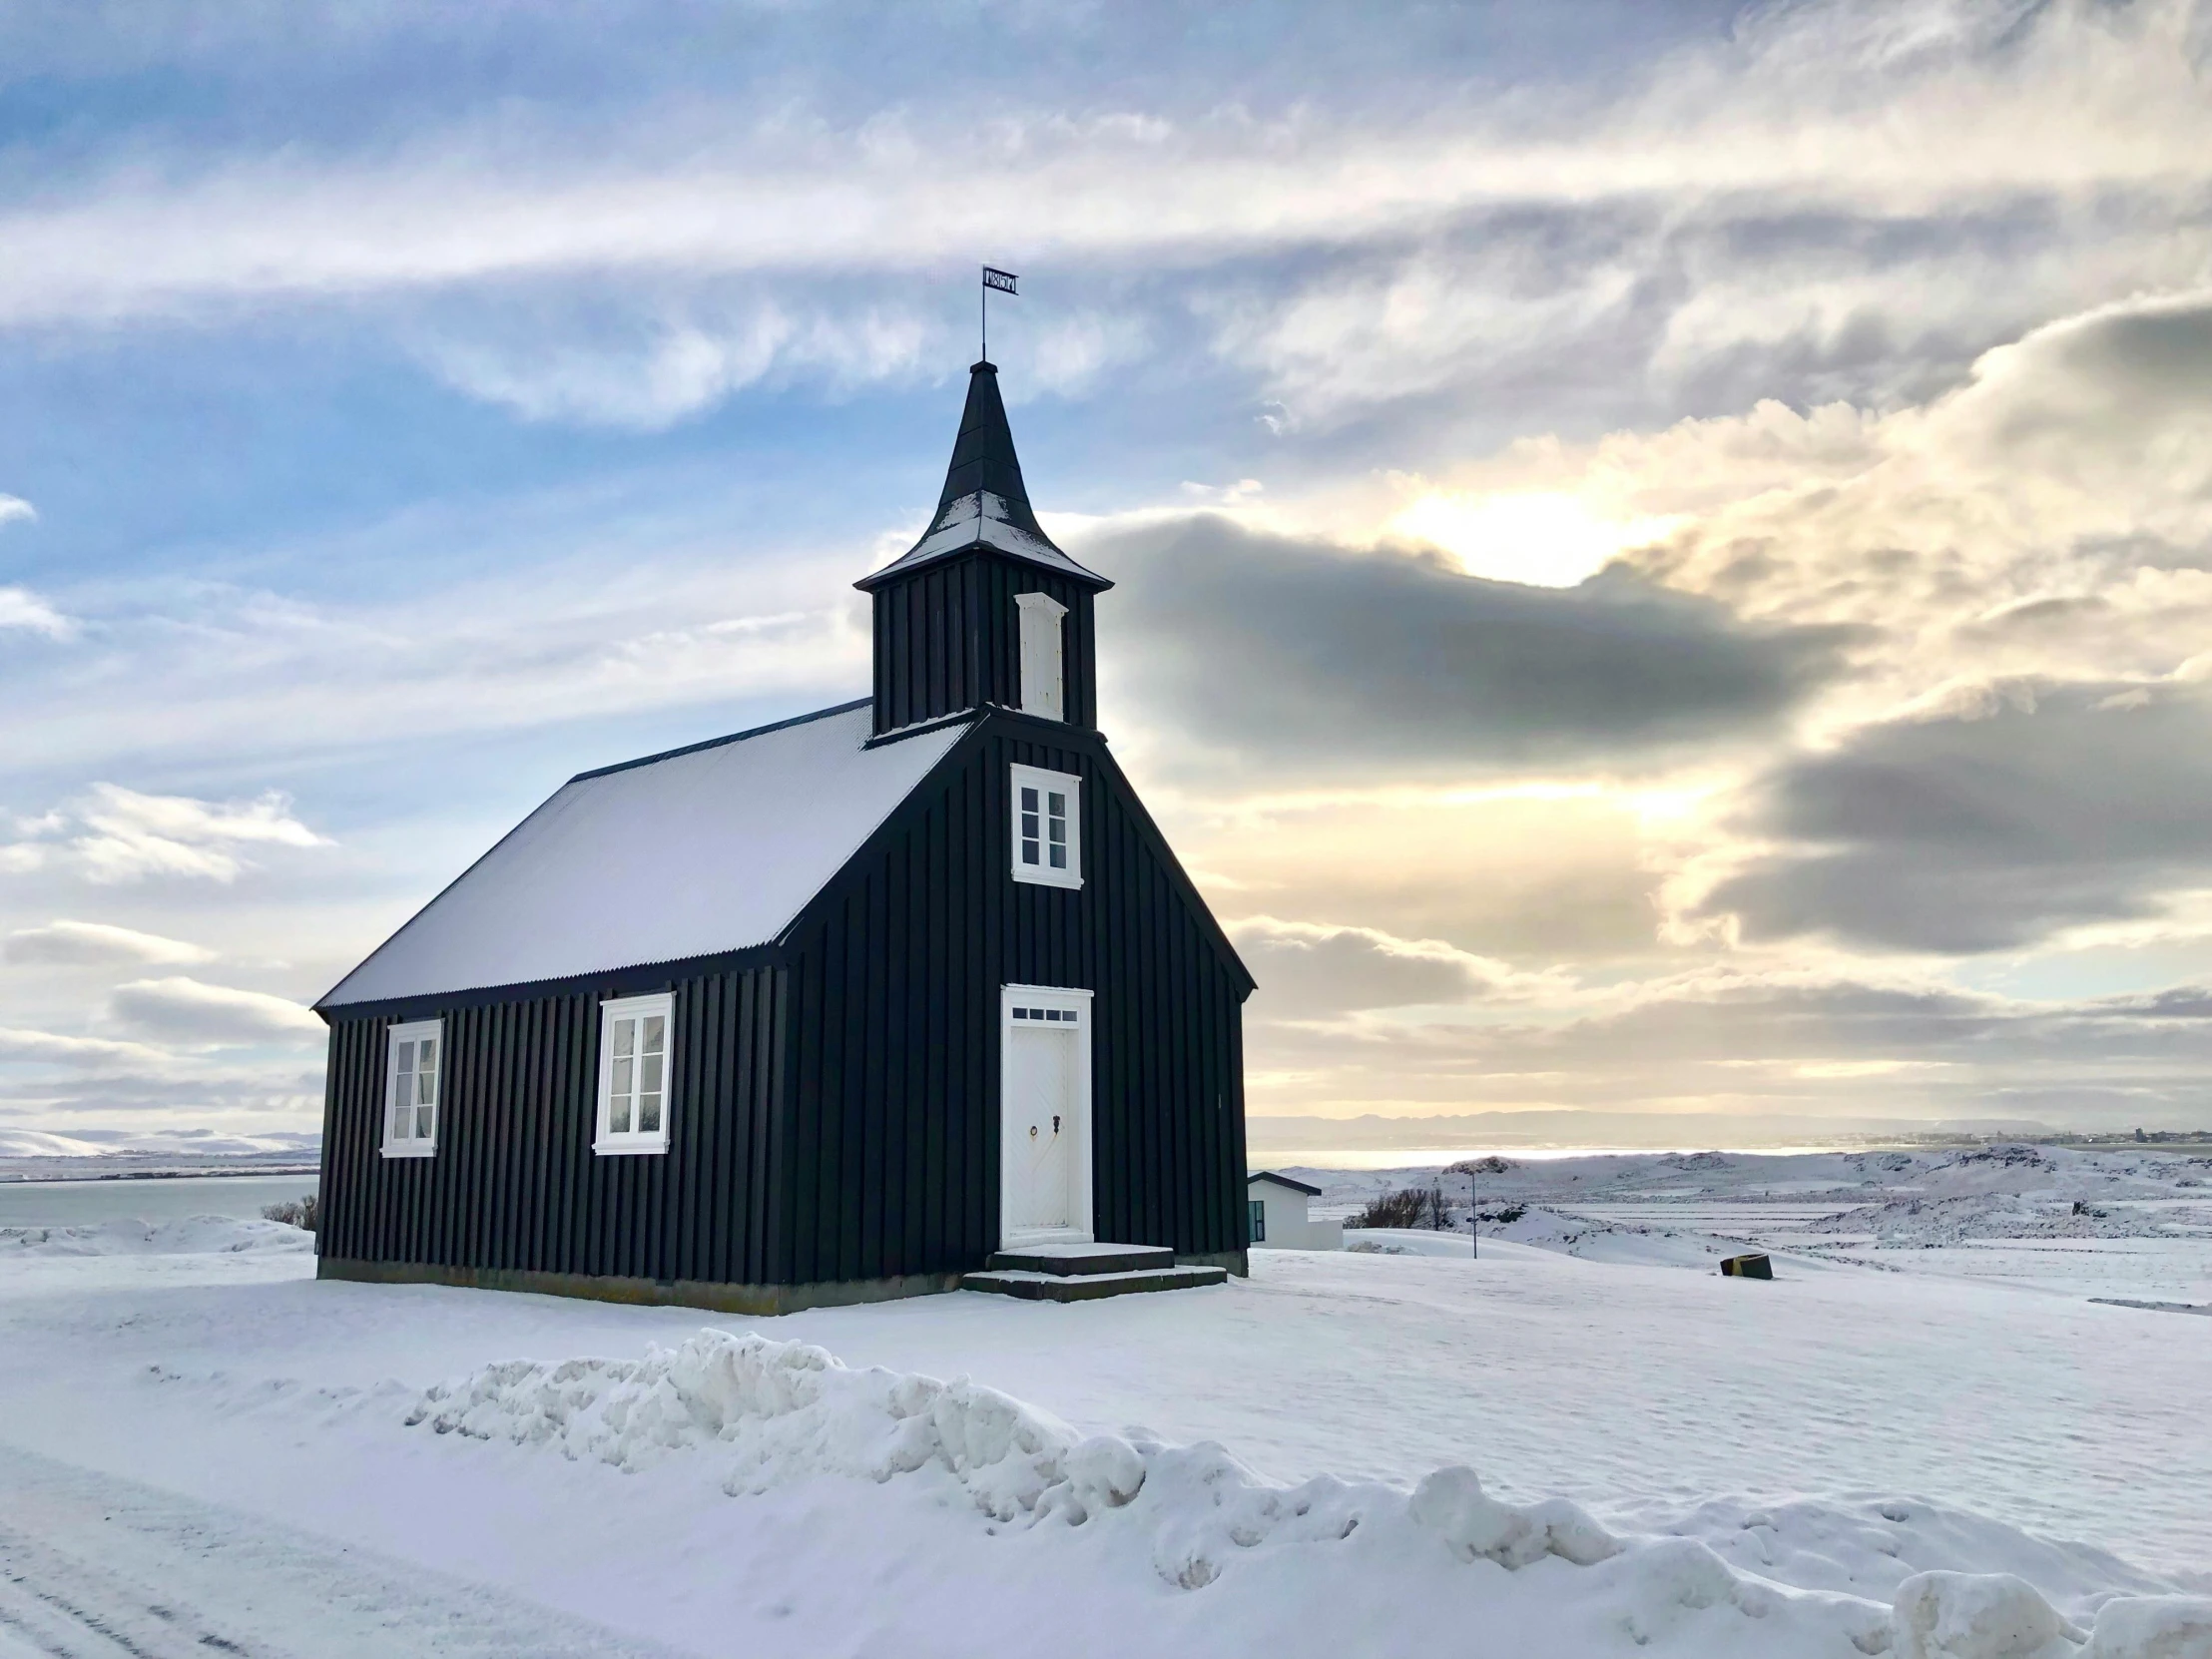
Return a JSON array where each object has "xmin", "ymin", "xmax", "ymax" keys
[
  {"xmin": 0, "ymin": 1127, "xmax": 321, "ymax": 1162},
  {"xmin": 1245, "ymin": 1111, "xmax": 2068, "ymax": 1153}
]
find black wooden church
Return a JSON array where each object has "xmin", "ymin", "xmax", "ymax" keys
[{"xmin": 314, "ymin": 363, "xmax": 1255, "ymax": 1312}]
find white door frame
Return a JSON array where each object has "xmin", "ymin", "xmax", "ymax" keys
[{"xmin": 999, "ymin": 983, "xmax": 1095, "ymax": 1248}]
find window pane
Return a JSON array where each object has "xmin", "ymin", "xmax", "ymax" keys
[
  {"xmin": 396, "ymin": 1040, "xmax": 414, "ymax": 1075},
  {"xmin": 1021, "ymin": 810, "xmax": 1039, "ymax": 838},
  {"xmin": 392, "ymin": 1100, "xmax": 409, "ymax": 1141},
  {"xmin": 417, "ymin": 1037, "xmax": 437, "ymax": 1075},
  {"xmin": 1020, "ymin": 787, "xmax": 1039, "ymax": 811},
  {"xmin": 613, "ymin": 1055, "xmax": 633, "ymax": 1101},
  {"xmin": 643, "ymin": 1015, "xmax": 665, "ymax": 1056},
  {"xmin": 419, "ymin": 1066, "xmax": 437, "ymax": 1107},
  {"xmin": 1049, "ymin": 843, "xmax": 1067, "ymax": 868},
  {"xmin": 609, "ymin": 1094, "xmax": 631, "ymax": 1134},
  {"xmin": 642, "ymin": 1052, "xmax": 663, "ymax": 1095},
  {"xmin": 612, "ymin": 1017, "xmax": 635, "ymax": 1059},
  {"xmin": 1048, "ymin": 792, "xmax": 1065, "ymax": 818},
  {"xmin": 639, "ymin": 1093, "xmax": 661, "ymax": 1133},
  {"xmin": 416, "ymin": 1103, "xmax": 433, "ymax": 1140},
  {"xmin": 1022, "ymin": 838, "xmax": 1039, "ymax": 864}
]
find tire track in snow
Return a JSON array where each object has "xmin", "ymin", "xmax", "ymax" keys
[{"xmin": 0, "ymin": 1444, "xmax": 682, "ymax": 1658}]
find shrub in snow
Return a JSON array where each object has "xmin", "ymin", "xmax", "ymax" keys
[
  {"xmin": 1354, "ymin": 1187, "xmax": 1434, "ymax": 1230},
  {"xmin": 2087, "ymin": 1596, "xmax": 2212, "ymax": 1659},
  {"xmin": 261, "ymin": 1195, "xmax": 317, "ymax": 1232},
  {"xmin": 1891, "ymin": 1571, "xmax": 2083, "ymax": 1659}
]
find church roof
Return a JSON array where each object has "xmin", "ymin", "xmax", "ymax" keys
[
  {"xmin": 856, "ymin": 361, "xmax": 1110, "ymax": 592},
  {"xmin": 318, "ymin": 702, "xmax": 967, "ymax": 1010}
]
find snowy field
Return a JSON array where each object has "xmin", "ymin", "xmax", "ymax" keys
[
  {"xmin": 1305, "ymin": 1142, "xmax": 2212, "ymax": 1307},
  {"xmin": 2, "ymin": 1147, "xmax": 2210, "ymax": 1657}
]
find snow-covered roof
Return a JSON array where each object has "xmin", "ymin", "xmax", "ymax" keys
[
  {"xmin": 856, "ymin": 361, "xmax": 1109, "ymax": 592},
  {"xmin": 1249, "ymin": 1170, "xmax": 1323, "ymax": 1196},
  {"xmin": 872, "ymin": 489, "xmax": 1103, "ymax": 584},
  {"xmin": 320, "ymin": 702, "xmax": 967, "ymax": 1009}
]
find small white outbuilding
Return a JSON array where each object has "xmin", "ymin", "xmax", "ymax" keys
[{"xmin": 1247, "ymin": 1171, "xmax": 1343, "ymax": 1252}]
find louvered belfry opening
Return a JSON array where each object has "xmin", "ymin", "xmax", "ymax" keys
[{"xmin": 857, "ymin": 362, "xmax": 1112, "ymax": 738}]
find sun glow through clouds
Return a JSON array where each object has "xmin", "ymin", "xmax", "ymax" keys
[{"xmin": 1392, "ymin": 490, "xmax": 1684, "ymax": 588}]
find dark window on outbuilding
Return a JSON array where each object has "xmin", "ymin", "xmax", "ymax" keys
[{"xmin": 1249, "ymin": 1198, "xmax": 1266, "ymax": 1243}]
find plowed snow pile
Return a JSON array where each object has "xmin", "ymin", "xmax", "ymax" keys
[
  {"xmin": 411, "ymin": 1329, "xmax": 2211, "ymax": 1659},
  {"xmin": 0, "ymin": 1216, "xmax": 311, "ymax": 1256}
]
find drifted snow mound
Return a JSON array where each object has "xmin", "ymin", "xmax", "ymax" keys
[
  {"xmin": 0, "ymin": 1217, "xmax": 312, "ymax": 1256},
  {"xmin": 406, "ymin": 1330, "xmax": 2211, "ymax": 1655},
  {"xmin": 409, "ymin": 1331, "xmax": 1629, "ymax": 1587}
]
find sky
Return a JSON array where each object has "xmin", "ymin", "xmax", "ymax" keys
[{"xmin": 4, "ymin": 0, "xmax": 2212, "ymax": 1142}]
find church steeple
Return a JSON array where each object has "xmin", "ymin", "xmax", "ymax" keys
[
  {"xmin": 859, "ymin": 361, "xmax": 1110, "ymax": 595},
  {"xmin": 859, "ymin": 362, "xmax": 1106, "ymax": 738}
]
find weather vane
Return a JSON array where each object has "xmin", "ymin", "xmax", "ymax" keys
[{"xmin": 982, "ymin": 266, "xmax": 1018, "ymax": 361}]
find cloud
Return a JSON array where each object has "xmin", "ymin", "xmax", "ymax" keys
[
  {"xmin": 1230, "ymin": 917, "xmax": 1561, "ymax": 1019},
  {"xmin": 0, "ymin": 784, "xmax": 329, "ymax": 884},
  {"xmin": 0, "ymin": 585, "xmax": 73, "ymax": 640},
  {"xmin": 108, "ymin": 976, "xmax": 323, "ymax": 1040},
  {"xmin": 3, "ymin": 919, "xmax": 215, "ymax": 965},
  {"xmin": 1240, "ymin": 962, "xmax": 2212, "ymax": 1125},
  {"xmin": 0, "ymin": 0, "xmax": 2196, "ymax": 338},
  {"xmin": 1694, "ymin": 677, "xmax": 2212, "ymax": 953},
  {"xmin": 0, "ymin": 1026, "xmax": 170, "ymax": 1067},
  {"xmin": 1093, "ymin": 516, "xmax": 1853, "ymax": 783},
  {"xmin": 411, "ymin": 297, "xmax": 933, "ymax": 428}
]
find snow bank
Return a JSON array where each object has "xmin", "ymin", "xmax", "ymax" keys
[
  {"xmin": 407, "ymin": 1330, "xmax": 2212, "ymax": 1656},
  {"xmin": 0, "ymin": 1217, "xmax": 312, "ymax": 1257}
]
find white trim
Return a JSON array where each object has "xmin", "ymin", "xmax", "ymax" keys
[
  {"xmin": 380, "ymin": 1019, "xmax": 443, "ymax": 1158},
  {"xmin": 594, "ymin": 992, "xmax": 674, "ymax": 1156},
  {"xmin": 1015, "ymin": 591, "xmax": 1067, "ymax": 721},
  {"xmin": 1009, "ymin": 763, "xmax": 1082, "ymax": 889},
  {"xmin": 999, "ymin": 983, "xmax": 1095, "ymax": 1248}
]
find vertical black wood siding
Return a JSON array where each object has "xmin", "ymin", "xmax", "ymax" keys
[
  {"xmin": 870, "ymin": 550, "xmax": 1097, "ymax": 734},
  {"xmin": 319, "ymin": 713, "xmax": 1251, "ymax": 1293},
  {"xmin": 319, "ymin": 963, "xmax": 787, "ymax": 1285},
  {"xmin": 777, "ymin": 715, "xmax": 1250, "ymax": 1282}
]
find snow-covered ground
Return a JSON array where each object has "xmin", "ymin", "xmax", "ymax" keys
[
  {"xmin": 2, "ymin": 1165, "xmax": 2209, "ymax": 1659},
  {"xmin": 1310, "ymin": 1143, "xmax": 2212, "ymax": 1306}
]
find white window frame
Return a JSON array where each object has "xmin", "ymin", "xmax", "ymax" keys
[
  {"xmin": 381, "ymin": 1018, "xmax": 442, "ymax": 1159},
  {"xmin": 594, "ymin": 993, "xmax": 674, "ymax": 1156},
  {"xmin": 1009, "ymin": 763, "xmax": 1082, "ymax": 889},
  {"xmin": 1015, "ymin": 591, "xmax": 1067, "ymax": 721}
]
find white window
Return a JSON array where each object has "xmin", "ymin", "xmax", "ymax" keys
[
  {"xmin": 382, "ymin": 1019, "xmax": 442, "ymax": 1158},
  {"xmin": 595, "ymin": 993, "xmax": 673, "ymax": 1155},
  {"xmin": 1009, "ymin": 764, "xmax": 1082, "ymax": 889},
  {"xmin": 1015, "ymin": 591, "xmax": 1067, "ymax": 721}
]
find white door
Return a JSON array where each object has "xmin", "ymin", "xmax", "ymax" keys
[{"xmin": 1000, "ymin": 986, "xmax": 1094, "ymax": 1245}]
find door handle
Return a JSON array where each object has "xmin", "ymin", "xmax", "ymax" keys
[{"xmin": 1053, "ymin": 1115, "xmax": 1061, "ymax": 1134}]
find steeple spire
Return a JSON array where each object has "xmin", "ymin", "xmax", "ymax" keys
[
  {"xmin": 856, "ymin": 361, "xmax": 1109, "ymax": 594},
  {"xmin": 937, "ymin": 361, "xmax": 1040, "ymax": 532}
]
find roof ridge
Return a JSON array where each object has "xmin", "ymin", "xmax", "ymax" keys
[{"xmin": 569, "ymin": 698, "xmax": 871, "ymax": 783}]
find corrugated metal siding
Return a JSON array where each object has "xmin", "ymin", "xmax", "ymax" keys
[
  {"xmin": 871, "ymin": 551, "xmax": 1097, "ymax": 734},
  {"xmin": 319, "ymin": 964, "xmax": 786, "ymax": 1285},
  {"xmin": 777, "ymin": 715, "xmax": 1250, "ymax": 1280}
]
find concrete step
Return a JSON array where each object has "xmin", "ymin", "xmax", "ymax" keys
[
  {"xmin": 961, "ymin": 1264, "xmax": 1229, "ymax": 1303},
  {"xmin": 987, "ymin": 1242, "xmax": 1176, "ymax": 1277}
]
